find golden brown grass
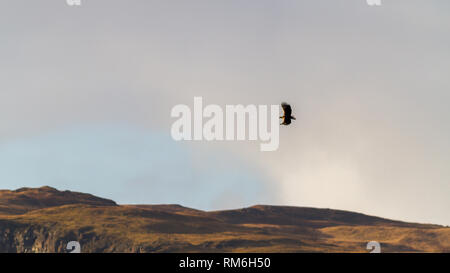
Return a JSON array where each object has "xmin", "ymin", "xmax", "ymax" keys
[{"xmin": 0, "ymin": 187, "xmax": 448, "ymax": 253}]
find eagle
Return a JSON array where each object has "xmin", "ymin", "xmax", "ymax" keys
[{"xmin": 280, "ymin": 102, "xmax": 296, "ymax": 125}]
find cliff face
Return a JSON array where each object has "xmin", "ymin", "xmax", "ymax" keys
[
  {"xmin": 0, "ymin": 221, "xmax": 129, "ymax": 253},
  {"xmin": 0, "ymin": 222, "xmax": 57, "ymax": 253},
  {"xmin": 0, "ymin": 186, "xmax": 448, "ymax": 253}
]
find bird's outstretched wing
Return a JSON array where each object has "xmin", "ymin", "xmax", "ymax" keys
[{"xmin": 281, "ymin": 102, "xmax": 292, "ymax": 117}]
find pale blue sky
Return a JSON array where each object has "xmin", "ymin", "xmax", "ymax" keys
[
  {"xmin": 0, "ymin": 0, "xmax": 449, "ymax": 225},
  {"xmin": 0, "ymin": 123, "xmax": 276, "ymax": 209}
]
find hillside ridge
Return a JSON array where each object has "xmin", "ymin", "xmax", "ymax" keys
[{"xmin": 0, "ymin": 186, "xmax": 448, "ymax": 253}]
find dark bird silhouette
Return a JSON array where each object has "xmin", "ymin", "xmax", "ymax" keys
[{"xmin": 280, "ymin": 102, "xmax": 296, "ymax": 125}]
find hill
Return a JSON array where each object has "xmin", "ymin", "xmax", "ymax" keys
[
  {"xmin": 0, "ymin": 186, "xmax": 116, "ymax": 215},
  {"xmin": 0, "ymin": 186, "xmax": 448, "ymax": 253}
]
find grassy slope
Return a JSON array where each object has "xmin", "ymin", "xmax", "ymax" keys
[{"xmin": 0, "ymin": 187, "xmax": 448, "ymax": 252}]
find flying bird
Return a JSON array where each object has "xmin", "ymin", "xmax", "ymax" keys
[{"xmin": 280, "ymin": 102, "xmax": 296, "ymax": 125}]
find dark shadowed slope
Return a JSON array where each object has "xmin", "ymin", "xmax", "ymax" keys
[{"xmin": 208, "ymin": 205, "xmax": 441, "ymax": 229}]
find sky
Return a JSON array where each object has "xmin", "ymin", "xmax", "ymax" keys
[{"xmin": 0, "ymin": 0, "xmax": 449, "ymax": 225}]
